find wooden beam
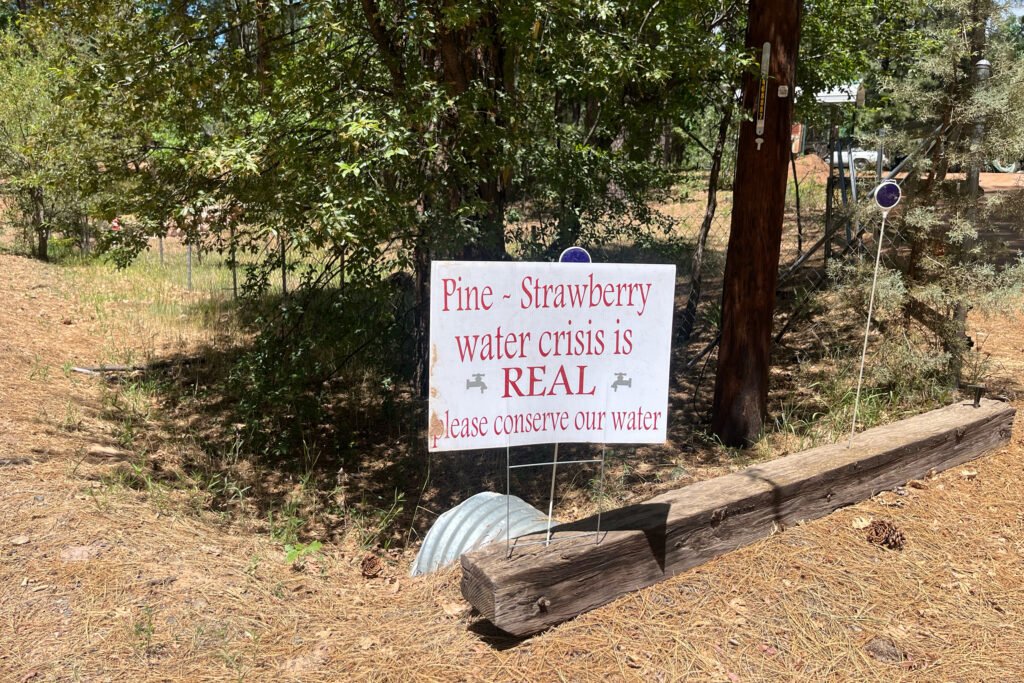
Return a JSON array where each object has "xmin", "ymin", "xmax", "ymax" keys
[{"xmin": 461, "ymin": 399, "xmax": 1016, "ymax": 636}]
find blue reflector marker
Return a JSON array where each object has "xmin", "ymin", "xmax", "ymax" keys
[
  {"xmin": 875, "ymin": 180, "xmax": 902, "ymax": 212},
  {"xmin": 558, "ymin": 246, "xmax": 592, "ymax": 263}
]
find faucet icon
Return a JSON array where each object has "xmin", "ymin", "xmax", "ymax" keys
[
  {"xmin": 611, "ymin": 373, "xmax": 632, "ymax": 391},
  {"xmin": 466, "ymin": 373, "xmax": 487, "ymax": 393}
]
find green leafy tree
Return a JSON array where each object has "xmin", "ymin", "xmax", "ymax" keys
[
  {"xmin": 0, "ymin": 19, "xmax": 137, "ymax": 260},
  {"xmin": 0, "ymin": 32, "xmax": 75, "ymax": 260},
  {"xmin": 1, "ymin": 0, "xmax": 967, "ymax": 457}
]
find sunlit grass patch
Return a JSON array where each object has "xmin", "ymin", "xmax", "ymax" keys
[{"xmin": 62, "ymin": 238, "xmax": 252, "ymax": 360}]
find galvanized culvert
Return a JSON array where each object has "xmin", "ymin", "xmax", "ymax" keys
[{"xmin": 410, "ymin": 491, "xmax": 554, "ymax": 576}]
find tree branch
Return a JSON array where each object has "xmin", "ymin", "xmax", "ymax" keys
[{"xmin": 361, "ymin": 0, "xmax": 405, "ymax": 90}]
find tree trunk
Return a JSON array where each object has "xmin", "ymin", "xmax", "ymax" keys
[
  {"xmin": 711, "ymin": 0, "xmax": 802, "ymax": 447},
  {"xmin": 254, "ymin": 0, "xmax": 273, "ymax": 96},
  {"xmin": 680, "ymin": 105, "xmax": 732, "ymax": 342},
  {"xmin": 413, "ymin": 231, "xmax": 431, "ymax": 398},
  {"xmin": 31, "ymin": 188, "xmax": 48, "ymax": 262},
  {"xmin": 954, "ymin": 0, "xmax": 992, "ymax": 383},
  {"xmin": 466, "ymin": 176, "xmax": 508, "ymax": 260}
]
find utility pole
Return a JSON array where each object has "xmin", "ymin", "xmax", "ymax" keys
[
  {"xmin": 711, "ymin": 0, "xmax": 802, "ymax": 447},
  {"xmin": 955, "ymin": 51, "xmax": 992, "ymax": 383},
  {"xmin": 964, "ymin": 58, "xmax": 991, "ymax": 215},
  {"xmin": 951, "ymin": 0, "xmax": 993, "ymax": 384}
]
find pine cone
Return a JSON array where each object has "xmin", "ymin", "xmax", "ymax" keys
[
  {"xmin": 360, "ymin": 553, "xmax": 384, "ymax": 578},
  {"xmin": 866, "ymin": 519, "xmax": 906, "ymax": 550}
]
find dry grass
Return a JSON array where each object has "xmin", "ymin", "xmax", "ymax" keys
[
  {"xmin": 2, "ymin": 239, "xmax": 1024, "ymax": 681},
  {"xmin": 61, "ymin": 238, "xmax": 249, "ymax": 363}
]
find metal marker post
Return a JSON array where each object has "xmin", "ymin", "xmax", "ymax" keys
[
  {"xmin": 958, "ymin": 59, "xmax": 991, "ymax": 373},
  {"xmin": 187, "ymin": 243, "xmax": 193, "ymax": 291},
  {"xmin": 542, "ymin": 245, "xmax": 591, "ymax": 548},
  {"xmin": 876, "ymin": 129, "xmax": 885, "ymax": 180},
  {"xmin": 849, "ymin": 153, "xmax": 858, "ymax": 203},
  {"xmin": 544, "ymin": 443, "xmax": 559, "ymax": 546},
  {"xmin": 505, "ymin": 445, "xmax": 511, "ymax": 557},
  {"xmin": 849, "ymin": 181, "xmax": 902, "ymax": 447},
  {"xmin": 595, "ymin": 445, "xmax": 606, "ymax": 544}
]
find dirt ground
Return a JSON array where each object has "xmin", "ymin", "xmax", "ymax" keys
[
  {"xmin": 789, "ymin": 155, "xmax": 1024, "ymax": 192},
  {"xmin": 2, "ymin": 251, "xmax": 1024, "ymax": 682}
]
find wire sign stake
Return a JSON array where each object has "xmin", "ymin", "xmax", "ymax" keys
[{"xmin": 849, "ymin": 180, "xmax": 902, "ymax": 447}]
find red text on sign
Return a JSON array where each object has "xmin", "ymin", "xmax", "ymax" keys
[
  {"xmin": 609, "ymin": 408, "xmax": 662, "ymax": 431},
  {"xmin": 442, "ymin": 277, "xmax": 493, "ymax": 312},
  {"xmin": 454, "ymin": 326, "xmax": 530, "ymax": 361},
  {"xmin": 502, "ymin": 364, "xmax": 595, "ymax": 398}
]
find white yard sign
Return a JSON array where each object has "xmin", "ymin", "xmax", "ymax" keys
[{"xmin": 428, "ymin": 261, "xmax": 676, "ymax": 452}]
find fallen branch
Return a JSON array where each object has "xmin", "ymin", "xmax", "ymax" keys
[{"xmin": 71, "ymin": 356, "xmax": 201, "ymax": 376}]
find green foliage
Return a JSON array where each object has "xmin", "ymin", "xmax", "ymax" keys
[
  {"xmin": 11, "ymin": 0, "xmax": 763, "ymax": 466},
  {"xmin": 351, "ymin": 490, "xmax": 405, "ymax": 550},
  {"xmin": 3, "ymin": 0, "xmax": 1009, "ymax": 533},
  {"xmin": 283, "ymin": 540, "xmax": 322, "ymax": 566},
  {"xmin": 1006, "ymin": 12, "xmax": 1024, "ymax": 54},
  {"xmin": 796, "ymin": 0, "xmax": 929, "ymax": 123},
  {"xmin": 268, "ymin": 499, "xmax": 306, "ymax": 546},
  {"xmin": 131, "ymin": 605, "xmax": 156, "ymax": 656},
  {"xmin": 0, "ymin": 23, "xmax": 136, "ymax": 259},
  {"xmin": 827, "ymin": 0, "xmax": 1024, "ymax": 387}
]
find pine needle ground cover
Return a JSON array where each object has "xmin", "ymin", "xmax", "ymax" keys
[{"xmin": 2, "ymin": 240, "xmax": 1024, "ymax": 681}]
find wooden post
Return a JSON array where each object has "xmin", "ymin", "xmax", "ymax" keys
[
  {"xmin": 836, "ymin": 139, "xmax": 852, "ymax": 245},
  {"xmin": 230, "ymin": 224, "xmax": 238, "ymax": 300},
  {"xmin": 824, "ymin": 113, "xmax": 836, "ymax": 264},
  {"xmin": 187, "ymin": 243, "xmax": 193, "ymax": 291},
  {"xmin": 462, "ymin": 399, "xmax": 1015, "ymax": 636},
  {"xmin": 280, "ymin": 232, "xmax": 287, "ymax": 295},
  {"xmin": 711, "ymin": 0, "xmax": 802, "ymax": 446}
]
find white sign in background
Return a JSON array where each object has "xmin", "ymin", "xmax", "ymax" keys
[{"xmin": 428, "ymin": 261, "xmax": 676, "ymax": 452}]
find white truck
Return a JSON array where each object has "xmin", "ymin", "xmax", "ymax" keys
[{"xmin": 831, "ymin": 147, "xmax": 888, "ymax": 172}]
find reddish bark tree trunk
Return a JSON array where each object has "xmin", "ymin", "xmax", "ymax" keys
[{"xmin": 711, "ymin": 0, "xmax": 802, "ymax": 446}]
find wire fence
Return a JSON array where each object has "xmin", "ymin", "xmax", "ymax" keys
[
  {"xmin": 667, "ymin": 148, "xmax": 845, "ymax": 393},
  {"xmin": 11, "ymin": 139, "xmax": 872, "ymax": 413}
]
